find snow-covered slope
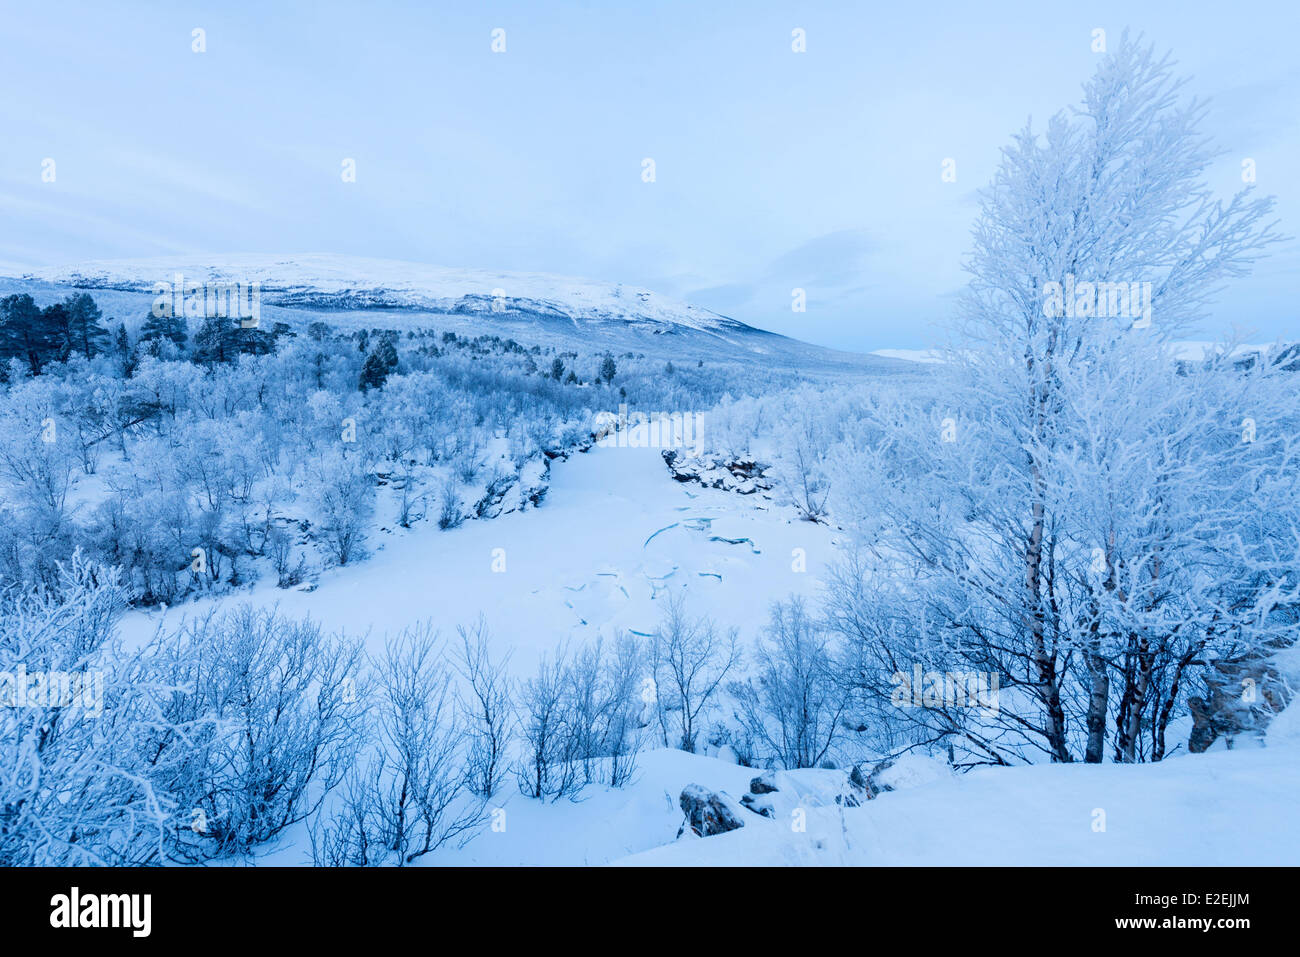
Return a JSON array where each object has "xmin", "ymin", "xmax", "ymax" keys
[
  {"xmin": 612, "ymin": 741, "xmax": 1300, "ymax": 867},
  {"xmin": 18, "ymin": 254, "xmax": 738, "ymax": 332},
  {"xmin": 3, "ymin": 255, "xmax": 913, "ymax": 372},
  {"xmin": 251, "ymin": 736, "xmax": 1300, "ymax": 866}
]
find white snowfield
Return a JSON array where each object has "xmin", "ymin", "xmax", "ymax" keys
[
  {"xmin": 614, "ymin": 742, "xmax": 1300, "ymax": 866},
  {"xmin": 422, "ymin": 729, "xmax": 1300, "ymax": 866},
  {"xmin": 15, "ymin": 253, "xmax": 742, "ymax": 333},
  {"xmin": 118, "ymin": 435, "xmax": 838, "ymax": 677}
]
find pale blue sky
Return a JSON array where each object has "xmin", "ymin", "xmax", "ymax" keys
[{"xmin": 1, "ymin": 1, "xmax": 1297, "ymax": 351}]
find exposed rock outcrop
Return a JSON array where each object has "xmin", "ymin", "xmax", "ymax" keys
[
  {"xmin": 677, "ymin": 784, "xmax": 746, "ymax": 838},
  {"xmin": 662, "ymin": 450, "xmax": 772, "ymax": 495}
]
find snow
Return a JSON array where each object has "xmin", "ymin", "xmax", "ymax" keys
[
  {"xmin": 872, "ymin": 343, "xmax": 1278, "ymax": 365},
  {"xmin": 117, "ymin": 429, "xmax": 840, "ymax": 675},
  {"xmin": 871, "ymin": 348, "xmax": 943, "ymax": 364},
  {"xmin": 12, "ymin": 253, "xmax": 741, "ymax": 334},
  {"xmin": 614, "ymin": 742, "xmax": 1300, "ymax": 867},
  {"xmin": 247, "ymin": 734, "xmax": 1300, "ymax": 866}
]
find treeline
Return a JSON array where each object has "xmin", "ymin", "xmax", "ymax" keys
[{"xmin": 0, "ymin": 293, "xmax": 113, "ymax": 374}]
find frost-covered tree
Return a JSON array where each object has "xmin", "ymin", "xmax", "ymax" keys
[
  {"xmin": 453, "ymin": 618, "xmax": 513, "ymax": 800},
  {"xmin": 163, "ymin": 605, "xmax": 366, "ymax": 859},
  {"xmin": 0, "ymin": 558, "xmax": 187, "ymax": 865},
  {"xmin": 732, "ymin": 596, "xmax": 852, "ymax": 769},
  {"xmin": 831, "ymin": 34, "xmax": 1296, "ymax": 765},
  {"xmin": 650, "ymin": 592, "xmax": 741, "ymax": 753},
  {"xmin": 309, "ymin": 448, "xmax": 375, "ymax": 565}
]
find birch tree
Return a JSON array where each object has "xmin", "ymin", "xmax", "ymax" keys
[{"xmin": 830, "ymin": 34, "xmax": 1295, "ymax": 764}]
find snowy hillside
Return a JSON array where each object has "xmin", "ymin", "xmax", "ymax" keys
[
  {"xmin": 5, "ymin": 255, "xmax": 909, "ymax": 372},
  {"xmin": 17, "ymin": 254, "xmax": 738, "ymax": 331}
]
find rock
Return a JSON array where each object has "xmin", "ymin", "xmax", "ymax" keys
[
  {"xmin": 661, "ymin": 451, "xmax": 773, "ymax": 495},
  {"xmin": 677, "ymin": 784, "xmax": 746, "ymax": 838},
  {"xmin": 860, "ymin": 753, "xmax": 952, "ymax": 797},
  {"xmin": 749, "ymin": 771, "xmax": 778, "ymax": 795},
  {"xmin": 740, "ymin": 793, "xmax": 775, "ymax": 818},
  {"xmin": 1187, "ymin": 641, "xmax": 1292, "ymax": 752},
  {"xmin": 835, "ymin": 764, "xmax": 869, "ymax": 806},
  {"xmin": 860, "ymin": 757, "xmax": 896, "ymax": 799}
]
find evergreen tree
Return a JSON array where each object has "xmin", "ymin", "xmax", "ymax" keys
[
  {"xmin": 0, "ymin": 293, "xmax": 54, "ymax": 374},
  {"xmin": 191, "ymin": 318, "xmax": 272, "ymax": 365},
  {"xmin": 359, "ymin": 350, "xmax": 389, "ymax": 391},
  {"xmin": 138, "ymin": 309, "xmax": 188, "ymax": 350},
  {"xmin": 375, "ymin": 335, "xmax": 399, "ymax": 370},
  {"xmin": 550, "ymin": 356, "xmax": 565, "ymax": 381},
  {"xmin": 599, "ymin": 354, "xmax": 617, "ymax": 384},
  {"xmin": 40, "ymin": 301, "xmax": 73, "ymax": 362},
  {"xmin": 64, "ymin": 293, "xmax": 110, "ymax": 358},
  {"xmin": 191, "ymin": 317, "xmax": 234, "ymax": 365},
  {"xmin": 113, "ymin": 323, "xmax": 133, "ymax": 377}
]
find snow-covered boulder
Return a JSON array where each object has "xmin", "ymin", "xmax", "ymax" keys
[
  {"xmin": 866, "ymin": 754, "xmax": 953, "ymax": 795},
  {"xmin": 661, "ymin": 450, "xmax": 773, "ymax": 495},
  {"xmin": 677, "ymin": 784, "xmax": 747, "ymax": 838}
]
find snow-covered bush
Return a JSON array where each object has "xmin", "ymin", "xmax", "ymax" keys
[
  {"xmin": 515, "ymin": 646, "xmax": 581, "ymax": 800},
  {"xmin": 162, "ymin": 605, "xmax": 366, "ymax": 859},
  {"xmin": 454, "ymin": 619, "xmax": 513, "ymax": 800},
  {"xmin": 0, "ymin": 557, "xmax": 185, "ymax": 865},
  {"xmin": 308, "ymin": 448, "xmax": 374, "ymax": 566},
  {"xmin": 731, "ymin": 596, "xmax": 852, "ymax": 769},
  {"xmin": 513, "ymin": 632, "xmax": 649, "ymax": 800},
  {"xmin": 649, "ymin": 592, "xmax": 741, "ymax": 754}
]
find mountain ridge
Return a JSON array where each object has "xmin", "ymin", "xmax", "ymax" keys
[{"xmin": 5, "ymin": 253, "xmax": 914, "ymax": 373}]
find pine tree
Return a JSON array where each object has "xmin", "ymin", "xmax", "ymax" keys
[
  {"xmin": 599, "ymin": 355, "xmax": 617, "ymax": 384},
  {"xmin": 375, "ymin": 335, "xmax": 399, "ymax": 370},
  {"xmin": 0, "ymin": 293, "xmax": 54, "ymax": 373},
  {"xmin": 191, "ymin": 317, "xmax": 272, "ymax": 364},
  {"xmin": 113, "ymin": 323, "xmax": 133, "ymax": 377},
  {"xmin": 41, "ymin": 301, "xmax": 73, "ymax": 363},
  {"xmin": 359, "ymin": 351, "xmax": 389, "ymax": 391},
  {"xmin": 64, "ymin": 293, "xmax": 110, "ymax": 358},
  {"xmin": 550, "ymin": 356, "xmax": 565, "ymax": 381},
  {"xmin": 139, "ymin": 309, "xmax": 188, "ymax": 350}
]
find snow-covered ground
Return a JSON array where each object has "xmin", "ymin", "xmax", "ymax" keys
[
  {"xmin": 617, "ymin": 738, "xmax": 1300, "ymax": 867},
  {"xmin": 872, "ymin": 342, "xmax": 1280, "ymax": 365},
  {"xmin": 118, "ymin": 436, "xmax": 840, "ymax": 677},
  {"xmin": 251, "ymin": 725, "xmax": 1300, "ymax": 867}
]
